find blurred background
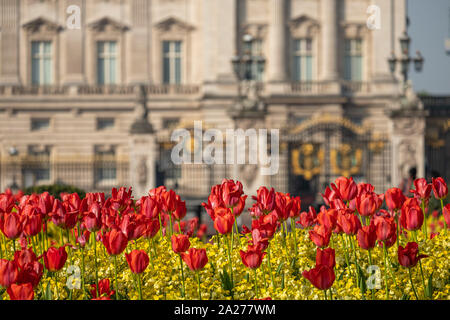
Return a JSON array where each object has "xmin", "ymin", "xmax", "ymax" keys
[{"xmin": 0, "ymin": 0, "xmax": 448, "ymax": 225}]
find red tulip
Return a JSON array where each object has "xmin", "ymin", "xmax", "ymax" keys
[
  {"xmin": 356, "ymin": 192, "xmax": 380, "ymax": 217},
  {"xmin": 385, "ymin": 188, "xmax": 406, "ymax": 211},
  {"xmin": 171, "ymin": 234, "xmax": 190, "ymax": 253},
  {"xmin": 172, "ymin": 199, "xmax": 187, "ymax": 221},
  {"xmin": 13, "ymin": 249, "xmax": 37, "ymax": 268},
  {"xmin": 43, "ymin": 246, "xmax": 68, "ymax": 272},
  {"xmin": 240, "ymin": 246, "xmax": 266, "ymax": 269},
  {"xmin": 143, "ymin": 219, "xmax": 160, "ymax": 239},
  {"xmin": 309, "ymin": 224, "xmax": 332, "ymax": 248},
  {"xmin": 410, "ymin": 178, "xmax": 432, "ymax": 201},
  {"xmin": 275, "ymin": 192, "xmax": 293, "ymax": 222},
  {"xmin": 253, "ymin": 186, "xmax": 276, "ymax": 214},
  {"xmin": 289, "ymin": 196, "xmax": 302, "ymax": 218},
  {"xmin": 298, "ymin": 206, "xmax": 317, "ymax": 228},
  {"xmin": 337, "ymin": 210, "xmax": 361, "ymax": 235},
  {"xmin": 398, "ymin": 242, "xmax": 428, "ymax": 268},
  {"xmin": 7, "ymin": 283, "xmax": 34, "ymax": 300},
  {"xmin": 102, "ymin": 229, "xmax": 128, "ymax": 256},
  {"xmin": 357, "ymin": 224, "xmax": 377, "ymax": 250},
  {"xmin": 400, "ymin": 200, "xmax": 424, "ymax": 231},
  {"xmin": 331, "ymin": 177, "xmax": 357, "ymax": 202},
  {"xmin": 373, "ymin": 215, "xmax": 396, "ymax": 242},
  {"xmin": 1, "ymin": 211, "xmax": 23, "ymax": 239},
  {"xmin": 233, "ymin": 195, "xmax": 247, "ymax": 217},
  {"xmin": 315, "ymin": 247, "xmax": 335, "ymax": 269},
  {"xmin": 213, "ymin": 207, "xmax": 235, "ymax": 235},
  {"xmin": 16, "ymin": 261, "xmax": 43, "ymax": 288},
  {"xmin": 181, "ymin": 248, "xmax": 208, "ymax": 271},
  {"xmin": 90, "ymin": 278, "xmax": 115, "ymax": 299},
  {"xmin": 443, "ymin": 204, "xmax": 450, "ymax": 228},
  {"xmin": 125, "ymin": 250, "xmax": 149, "ymax": 274},
  {"xmin": 22, "ymin": 206, "xmax": 43, "ymax": 237},
  {"xmin": 432, "ymin": 177, "xmax": 448, "ymax": 200},
  {"xmin": 251, "ymin": 228, "xmax": 269, "ymax": 251},
  {"xmin": 140, "ymin": 196, "xmax": 160, "ymax": 219},
  {"xmin": 221, "ymin": 179, "xmax": 244, "ymax": 208},
  {"xmin": 302, "ymin": 265, "xmax": 335, "ymax": 290},
  {"xmin": 0, "ymin": 259, "xmax": 18, "ymax": 287},
  {"xmin": 83, "ymin": 203, "xmax": 102, "ymax": 232},
  {"xmin": 317, "ymin": 209, "xmax": 337, "ymax": 230}
]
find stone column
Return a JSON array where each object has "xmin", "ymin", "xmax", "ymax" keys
[
  {"xmin": 321, "ymin": 0, "xmax": 339, "ymax": 81},
  {"xmin": 216, "ymin": 0, "xmax": 237, "ymax": 82},
  {"xmin": 390, "ymin": 107, "xmax": 427, "ymax": 187},
  {"xmin": 128, "ymin": 86, "xmax": 158, "ymax": 197},
  {"xmin": 268, "ymin": 0, "xmax": 286, "ymax": 82},
  {"xmin": 0, "ymin": 0, "xmax": 20, "ymax": 84}
]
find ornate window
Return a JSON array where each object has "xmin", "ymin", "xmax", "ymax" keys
[
  {"xmin": 22, "ymin": 17, "xmax": 63, "ymax": 85},
  {"xmin": 344, "ymin": 39, "xmax": 363, "ymax": 81},
  {"xmin": 162, "ymin": 40, "xmax": 182, "ymax": 84},
  {"xmin": 87, "ymin": 17, "xmax": 128, "ymax": 85},
  {"xmin": 94, "ymin": 145, "xmax": 117, "ymax": 186},
  {"xmin": 97, "ymin": 41, "xmax": 118, "ymax": 84},
  {"xmin": 153, "ymin": 17, "xmax": 195, "ymax": 84},
  {"xmin": 292, "ymin": 39, "xmax": 313, "ymax": 81},
  {"xmin": 341, "ymin": 23, "xmax": 369, "ymax": 81},
  {"xmin": 288, "ymin": 15, "xmax": 319, "ymax": 82}
]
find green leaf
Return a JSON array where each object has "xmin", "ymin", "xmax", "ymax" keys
[
  {"xmin": 244, "ymin": 272, "xmax": 249, "ymax": 282},
  {"xmin": 219, "ymin": 270, "xmax": 234, "ymax": 295},
  {"xmin": 401, "ymin": 293, "xmax": 410, "ymax": 300},
  {"xmin": 337, "ymin": 269, "xmax": 345, "ymax": 281},
  {"xmin": 276, "ymin": 261, "xmax": 284, "ymax": 275},
  {"xmin": 425, "ymin": 273, "xmax": 434, "ymax": 299},
  {"xmin": 45, "ymin": 282, "xmax": 53, "ymax": 300},
  {"xmin": 357, "ymin": 264, "xmax": 367, "ymax": 294}
]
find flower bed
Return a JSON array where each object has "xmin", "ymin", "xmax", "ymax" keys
[{"xmin": 0, "ymin": 177, "xmax": 449, "ymax": 300}]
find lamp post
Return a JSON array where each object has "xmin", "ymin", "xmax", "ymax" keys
[
  {"xmin": 388, "ymin": 29, "xmax": 424, "ymax": 93},
  {"xmin": 229, "ymin": 34, "xmax": 266, "ymax": 119},
  {"xmin": 8, "ymin": 146, "xmax": 19, "ymax": 191}
]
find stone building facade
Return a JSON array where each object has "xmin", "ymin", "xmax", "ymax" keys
[{"xmin": 0, "ymin": 0, "xmax": 427, "ymax": 210}]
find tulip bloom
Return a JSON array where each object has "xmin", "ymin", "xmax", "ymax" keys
[
  {"xmin": 331, "ymin": 176, "xmax": 358, "ymax": 202},
  {"xmin": 7, "ymin": 283, "xmax": 34, "ymax": 300},
  {"xmin": 253, "ymin": 186, "xmax": 276, "ymax": 214},
  {"xmin": 398, "ymin": 242, "xmax": 428, "ymax": 268},
  {"xmin": 221, "ymin": 179, "xmax": 244, "ymax": 208},
  {"xmin": 337, "ymin": 210, "xmax": 361, "ymax": 235},
  {"xmin": 315, "ymin": 247, "xmax": 335, "ymax": 269},
  {"xmin": 302, "ymin": 265, "xmax": 335, "ymax": 291},
  {"xmin": 102, "ymin": 229, "xmax": 128, "ymax": 256},
  {"xmin": 0, "ymin": 259, "xmax": 18, "ymax": 288},
  {"xmin": 181, "ymin": 248, "xmax": 208, "ymax": 271},
  {"xmin": 125, "ymin": 250, "xmax": 149, "ymax": 274},
  {"xmin": 432, "ymin": 177, "xmax": 448, "ymax": 200},
  {"xmin": 298, "ymin": 206, "xmax": 317, "ymax": 228},
  {"xmin": 373, "ymin": 215, "xmax": 396, "ymax": 241},
  {"xmin": 240, "ymin": 246, "xmax": 266, "ymax": 269},
  {"xmin": 400, "ymin": 201, "xmax": 424, "ymax": 231},
  {"xmin": 357, "ymin": 224, "xmax": 377, "ymax": 250},
  {"xmin": 356, "ymin": 192, "xmax": 380, "ymax": 217},
  {"xmin": 443, "ymin": 204, "xmax": 450, "ymax": 228},
  {"xmin": 171, "ymin": 234, "xmax": 190, "ymax": 253},
  {"xmin": 90, "ymin": 278, "xmax": 115, "ymax": 299},
  {"xmin": 309, "ymin": 224, "xmax": 332, "ymax": 248},
  {"xmin": 43, "ymin": 246, "xmax": 68, "ymax": 272},
  {"xmin": 1, "ymin": 211, "xmax": 23, "ymax": 239},
  {"xmin": 213, "ymin": 207, "xmax": 235, "ymax": 235},
  {"xmin": 410, "ymin": 178, "xmax": 432, "ymax": 201},
  {"xmin": 385, "ymin": 188, "xmax": 406, "ymax": 212}
]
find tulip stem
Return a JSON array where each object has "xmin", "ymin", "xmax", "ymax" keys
[
  {"xmin": 261, "ymin": 261, "xmax": 267, "ymax": 289},
  {"xmin": 137, "ymin": 273, "xmax": 143, "ymax": 300},
  {"xmin": 341, "ymin": 234, "xmax": 354, "ymax": 279},
  {"xmin": 113, "ymin": 255, "xmax": 120, "ymax": 300},
  {"xmin": 368, "ymin": 249, "xmax": 375, "ymax": 300},
  {"xmin": 291, "ymin": 218, "xmax": 298, "ymax": 257},
  {"xmin": 197, "ymin": 272, "xmax": 202, "ymax": 300},
  {"xmin": 254, "ymin": 268, "xmax": 259, "ymax": 298},
  {"xmin": 350, "ymin": 235, "xmax": 365, "ymax": 300},
  {"xmin": 383, "ymin": 243, "xmax": 399, "ymax": 289},
  {"xmin": 382, "ymin": 242, "xmax": 389, "ymax": 299},
  {"xmin": 408, "ymin": 268, "xmax": 419, "ymax": 300},
  {"xmin": 147, "ymin": 239, "xmax": 154, "ymax": 271},
  {"xmin": 178, "ymin": 254, "xmax": 186, "ymax": 298},
  {"xmin": 81, "ymin": 247, "xmax": 86, "ymax": 298},
  {"xmin": 92, "ymin": 233, "xmax": 99, "ymax": 298},
  {"xmin": 226, "ymin": 234, "xmax": 234, "ymax": 290},
  {"xmin": 421, "ymin": 200, "xmax": 428, "ymax": 239},
  {"xmin": 440, "ymin": 199, "xmax": 447, "ymax": 234},
  {"xmin": 324, "ymin": 289, "xmax": 328, "ymax": 300},
  {"xmin": 413, "ymin": 231, "xmax": 427, "ymax": 295},
  {"xmin": 267, "ymin": 244, "xmax": 275, "ymax": 288},
  {"xmin": 158, "ymin": 213, "xmax": 163, "ymax": 239}
]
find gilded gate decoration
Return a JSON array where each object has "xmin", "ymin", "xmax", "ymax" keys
[
  {"xmin": 330, "ymin": 144, "xmax": 362, "ymax": 177},
  {"xmin": 291, "ymin": 143, "xmax": 324, "ymax": 180},
  {"xmin": 273, "ymin": 114, "xmax": 391, "ymax": 206}
]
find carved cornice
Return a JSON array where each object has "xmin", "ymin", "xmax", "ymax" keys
[
  {"xmin": 340, "ymin": 21, "xmax": 368, "ymax": 38},
  {"xmin": 88, "ymin": 16, "xmax": 129, "ymax": 33},
  {"xmin": 154, "ymin": 17, "xmax": 195, "ymax": 33},
  {"xmin": 22, "ymin": 16, "xmax": 63, "ymax": 34},
  {"xmin": 241, "ymin": 23, "xmax": 268, "ymax": 39},
  {"xmin": 289, "ymin": 15, "xmax": 320, "ymax": 37}
]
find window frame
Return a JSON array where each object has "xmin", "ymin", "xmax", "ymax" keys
[
  {"xmin": 162, "ymin": 40, "xmax": 183, "ymax": 84},
  {"xmin": 344, "ymin": 38, "xmax": 363, "ymax": 81},
  {"xmin": 96, "ymin": 41, "xmax": 118, "ymax": 85},
  {"xmin": 292, "ymin": 38, "xmax": 314, "ymax": 82}
]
